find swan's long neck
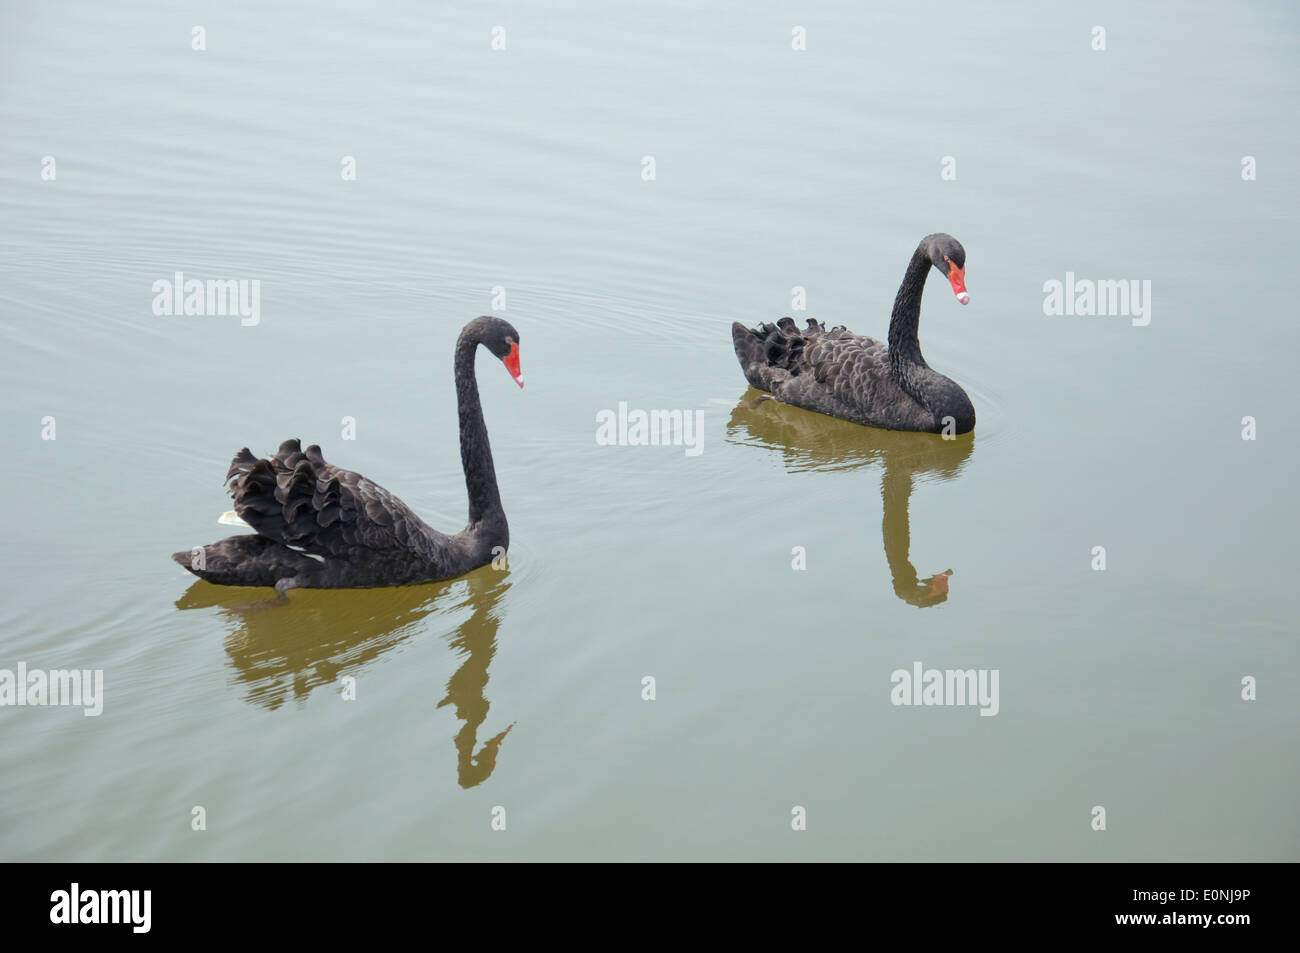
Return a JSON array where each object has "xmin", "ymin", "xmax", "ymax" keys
[
  {"xmin": 887, "ymin": 244, "xmax": 932, "ymax": 376},
  {"xmin": 454, "ymin": 332, "xmax": 505, "ymax": 532},
  {"xmin": 888, "ymin": 243, "xmax": 963, "ymax": 422}
]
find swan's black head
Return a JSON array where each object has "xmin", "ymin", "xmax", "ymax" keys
[
  {"xmin": 467, "ymin": 315, "xmax": 524, "ymax": 388},
  {"xmin": 924, "ymin": 233, "xmax": 969, "ymax": 306}
]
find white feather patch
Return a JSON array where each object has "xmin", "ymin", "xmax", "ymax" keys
[{"xmin": 286, "ymin": 543, "xmax": 326, "ymax": 564}]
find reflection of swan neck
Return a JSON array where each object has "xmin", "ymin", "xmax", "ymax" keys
[
  {"xmin": 881, "ymin": 465, "xmax": 949, "ymax": 607},
  {"xmin": 439, "ymin": 577, "xmax": 512, "ymax": 788},
  {"xmin": 881, "ymin": 467, "xmax": 918, "ymax": 590},
  {"xmin": 726, "ymin": 397, "xmax": 966, "ymax": 607}
]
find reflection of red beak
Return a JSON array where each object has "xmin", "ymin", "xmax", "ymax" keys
[
  {"xmin": 947, "ymin": 261, "xmax": 969, "ymax": 305},
  {"xmin": 503, "ymin": 341, "xmax": 524, "ymax": 388}
]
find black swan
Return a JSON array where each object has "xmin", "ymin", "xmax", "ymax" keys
[
  {"xmin": 172, "ymin": 315, "xmax": 524, "ymax": 592},
  {"xmin": 732, "ymin": 233, "xmax": 974, "ymax": 434}
]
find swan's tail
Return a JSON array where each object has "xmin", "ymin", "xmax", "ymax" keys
[
  {"xmin": 172, "ymin": 534, "xmax": 319, "ymax": 588},
  {"xmin": 731, "ymin": 321, "xmax": 765, "ymax": 374},
  {"xmin": 732, "ymin": 321, "xmax": 783, "ymax": 391},
  {"xmin": 732, "ymin": 318, "xmax": 826, "ymax": 391}
]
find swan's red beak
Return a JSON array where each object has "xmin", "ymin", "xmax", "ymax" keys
[
  {"xmin": 503, "ymin": 341, "xmax": 524, "ymax": 388},
  {"xmin": 947, "ymin": 261, "xmax": 969, "ymax": 305}
]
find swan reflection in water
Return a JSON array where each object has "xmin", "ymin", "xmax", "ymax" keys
[
  {"xmin": 727, "ymin": 389, "xmax": 974, "ymax": 607},
  {"xmin": 174, "ymin": 566, "xmax": 514, "ymax": 787}
]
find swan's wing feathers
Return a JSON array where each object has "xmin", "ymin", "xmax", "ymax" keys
[
  {"xmin": 735, "ymin": 316, "xmax": 941, "ymax": 430},
  {"xmin": 734, "ymin": 318, "xmax": 906, "ymax": 424},
  {"xmin": 228, "ymin": 441, "xmax": 442, "ymax": 557},
  {"xmin": 732, "ymin": 317, "xmax": 819, "ymax": 382},
  {"xmin": 225, "ymin": 447, "xmax": 258, "ymax": 484},
  {"xmin": 803, "ymin": 329, "xmax": 892, "ymax": 405}
]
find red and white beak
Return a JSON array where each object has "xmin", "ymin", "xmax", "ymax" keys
[
  {"xmin": 503, "ymin": 341, "xmax": 524, "ymax": 388},
  {"xmin": 947, "ymin": 260, "xmax": 970, "ymax": 305}
]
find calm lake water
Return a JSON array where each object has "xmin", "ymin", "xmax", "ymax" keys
[{"xmin": 2, "ymin": 1, "xmax": 1297, "ymax": 861}]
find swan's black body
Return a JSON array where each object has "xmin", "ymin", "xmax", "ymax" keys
[
  {"xmin": 732, "ymin": 233, "xmax": 975, "ymax": 434},
  {"xmin": 172, "ymin": 316, "xmax": 522, "ymax": 590}
]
